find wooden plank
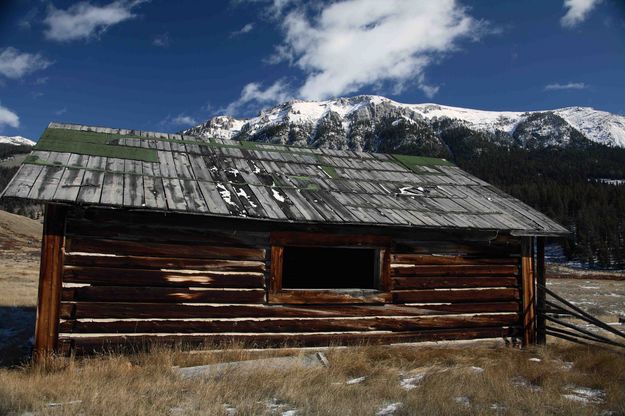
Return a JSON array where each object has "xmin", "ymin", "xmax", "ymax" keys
[
  {"xmin": 270, "ymin": 246, "xmax": 283, "ymax": 295},
  {"xmin": 59, "ymin": 313, "xmax": 518, "ymax": 334},
  {"xmin": 391, "ymin": 254, "xmax": 518, "ymax": 266},
  {"xmin": 393, "ymin": 288, "xmax": 519, "ymax": 303},
  {"xmin": 196, "ymin": 181, "xmax": 231, "ymax": 215},
  {"xmin": 76, "ymin": 170, "xmax": 104, "ymax": 204},
  {"xmin": 379, "ymin": 248, "xmax": 391, "ymax": 291},
  {"xmin": 64, "ymin": 254, "xmax": 265, "ymax": 272},
  {"xmin": 61, "ymin": 286, "xmax": 265, "ymax": 303},
  {"xmin": 34, "ymin": 204, "xmax": 67, "ymax": 359},
  {"xmin": 65, "ymin": 237, "xmax": 265, "ymax": 260},
  {"xmin": 393, "ymin": 276, "xmax": 518, "ymax": 290},
  {"xmin": 143, "ymin": 175, "xmax": 167, "ymax": 209},
  {"xmin": 99, "ymin": 172, "xmax": 124, "ymax": 205},
  {"xmin": 60, "ymin": 301, "xmax": 520, "ymax": 320},
  {"xmin": 269, "ymin": 290, "xmax": 391, "ymax": 305},
  {"xmin": 157, "ymin": 149, "xmax": 177, "ymax": 177},
  {"xmin": 63, "ymin": 266, "xmax": 264, "ymax": 288},
  {"xmin": 391, "ymin": 265, "xmax": 518, "ymax": 277},
  {"xmin": 65, "ymin": 217, "xmax": 268, "ymax": 247},
  {"xmin": 28, "ymin": 165, "xmax": 66, "ymax": 200},
  {"xmin": 162, "ymin": 177, "xmax": 188, "ymax": 211},
  {"xmin": 270, "ymin": 232, "xmax": 391, "ymax": 247},
  {"xmin": 281, "ymin": 188, "xmax": 326, "ymax": 221},
  {"xmin": 172, "ymin": 152, "xmax": 195, "ymax": 179},
  {"xmin": 521, "ymin": 237, "xmax": 535, "ymax": 346},
  {"xmin": 1, "ymin": 164, "xmax": 44, "ymax": 198},
  {"xmin": 60, "ymin": 327, "xmax": 519, "ymax": 353},
  {"xmin": 180, "ymin": 179, "xmax": 209, "ymax": 213},
  {"xmin": 123, "ymin": 173, "xmax": 145, "ymax": 207},
  {"xmin": 53, "ymin": 168, "xmax": 86, "ymax": 201},
  {"xmin": 536, "ymin": 237, "xmax": 546, "ymax": 345}
]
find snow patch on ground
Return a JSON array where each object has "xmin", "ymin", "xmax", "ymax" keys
[
  {"xmin": 454, "ymin": 396, "xmax": 471, "ymax": 407},
  {"xmin": 400, "ymin": 373, "xmax": 426, "ymax": 390},
  {"xmin": 562, "ymin": 386, "xmax": 605, "ymax": 404},
  {"xmin": 345, "ymin": 376, "xmax": 366, "ymax": 385},
  {"xmin": 376, "ymin": 402, "xmax": 402, "ymax": 416}
]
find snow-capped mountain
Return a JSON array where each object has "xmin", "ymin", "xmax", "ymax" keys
[
  {"xmin": 183, "ymin": 96, "xmax": 625, "ymax": 156},
  {"xmin": 0, "ymin": 136, "xmax": 36, "ymax": 147}
]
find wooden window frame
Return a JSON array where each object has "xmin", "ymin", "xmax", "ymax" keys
[{"xmin": 269, "ymin": 232, "xmax": 392, "ymax": 304}]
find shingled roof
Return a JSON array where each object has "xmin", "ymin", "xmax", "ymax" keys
[{"xmin": 1, "ymin": 122, "xmax": 568, "ymax": 236}]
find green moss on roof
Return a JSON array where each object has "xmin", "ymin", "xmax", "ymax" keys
[
  {"xmin": 320, "ymin": 165, "xmax": 339, "ymax": 178},
  {"xmin": 391, "ymin": 154, "xmax": 454, "ymax": 171},
  {"xmin": 36, "ymin": 128, "xmax": 159, "ymax": 162}
]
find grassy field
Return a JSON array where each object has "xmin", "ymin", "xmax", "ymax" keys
[{"xmin": 1, "ymin": 209, "xmax": 624, "ymax": 415}]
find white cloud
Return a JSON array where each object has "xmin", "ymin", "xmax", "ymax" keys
[
  {"xmin": 55, "ymin": 107, "xmax": 68, "ymax": 116},
  {"xmin": 269, "ymin": 0, "xmax": 487, "ymax": 100},
  {"xmin": 231, "ymin": 23, "xmax": 254, "ymax": 37},
  {"xmin": 0, "ymin": 47, "xmax": 52, "ymax": 79},
  {"xmin": 224, "ymin": 79, "xmax": 291, "ymax": 115},
  {"xmin": 0, "ymin": 103, "xmax": 20, "ymax": 130},
  {"xmin": 153, "ymin": 32, "xmax": 170, "ymax": 47},
  {"xmin": 172, "ymin": 115, "xmax": 197, "ymax": 125},
  {"xmin": 44, "ymin": 0, "xmax": 147, "ymax": 42},
  {"xmin": 544, "ymin": 82, "xmax": 587, "ymax": 90},
  {"xmin": 561, "ymin": 0, "xmax": 602, "ymax": 28},
  {"xmin": 34, "ymin": 76, "xmax": 49, "ymax": 85},
  {"xmin": 160, "ymin": 114, "xmax": 198, "ymax": 127}
]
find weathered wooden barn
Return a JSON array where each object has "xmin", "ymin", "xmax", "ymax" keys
[{"xmin": 1, "ymin": 122, "xmax": 568, "ymax": 356}]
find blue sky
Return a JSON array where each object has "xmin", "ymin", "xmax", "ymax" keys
[{"xmin": 0, "ymin": 0, "xmax": 624, "ymax": 140}]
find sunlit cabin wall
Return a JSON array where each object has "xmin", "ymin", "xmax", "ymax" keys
[{"xmin": 34, "ymin": 204, "xmax": 533, "ymax": 356}]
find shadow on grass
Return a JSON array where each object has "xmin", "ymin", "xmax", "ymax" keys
[{"xmin": 0, "ymin": 306, "xmax": 35, "ymax": 367}]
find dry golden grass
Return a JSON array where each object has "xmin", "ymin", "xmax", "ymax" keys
[{"xmin": 0, "ymin": 342, "xmax": 624, "ymax": 416}]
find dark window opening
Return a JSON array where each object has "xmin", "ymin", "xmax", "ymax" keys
[{"xmin": 282, "ymin": 246, "xmax": 377, "ymax": 289}]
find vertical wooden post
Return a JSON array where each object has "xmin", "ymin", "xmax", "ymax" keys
[
  {"xmin": 34, "ymin": 204, "xmax": 67, "ymax": 360},
  {"xmin": 535, "ymin": 237, "xmax": 546, "ymax": 345},
  {"xmin": 269, "ymin": 246, "xmax": 284, "ymax": 295},
  {"xmin": 521, "ymin": 237, "xmax": 536, "ymax": 346}
]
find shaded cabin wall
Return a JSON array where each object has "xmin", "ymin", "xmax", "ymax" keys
[{"xmin": 37, "ymin": 205, "xmax": 526, "ymax": 355}]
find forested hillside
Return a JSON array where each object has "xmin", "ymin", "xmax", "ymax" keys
[{"xmin": 441, "ymin": 127, "xmax": 625, "ymax": 268}]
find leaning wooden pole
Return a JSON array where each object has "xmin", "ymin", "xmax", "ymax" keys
[
  {"xmin": 535, "ymin": 237, "xmax": 546, "ymax": 345},
  {"xmin": 521, "ymin": 237, "xmax": 536, "ymax": 346},
  {"xmin": 34, "ymin": 203, "xmax": 67, "ymax": 360}
]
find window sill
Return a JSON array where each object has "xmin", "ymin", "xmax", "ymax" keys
[{"xmin": 268, "ymin": 289, "xmax": 391, "ymax": 305}]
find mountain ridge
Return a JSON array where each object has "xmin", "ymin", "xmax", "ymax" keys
[
  {"xmin": 182, "ymin": 96, "xmax": 625, "ymax": 155},
  {"xmin": 0, "ymin": 136, "xmax": 36, "ymax": 147}
]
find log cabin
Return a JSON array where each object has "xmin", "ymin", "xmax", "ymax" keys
[{"xmin": 0, "ymin": 122, "xmax": 568, "ymax": 357}]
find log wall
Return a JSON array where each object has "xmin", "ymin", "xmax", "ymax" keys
[{"xmin": 50, "ymin": 206, "xmax": 523, "ymax": 354}]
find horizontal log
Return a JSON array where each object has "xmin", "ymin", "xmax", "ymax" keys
[
  {"xmin": 392, "ymin": 240, "xmax": 520, "ymax": 256},
  {"xmin": 59, "ymin": 314, "xmax": 519, "ymax": 334},
  {"xmin": 391, "ymin": 265, "xmax": 519, "ymax": 277},
  {"xmin": 392, "ymin": 276, "xmax": 518, "ymax": 290},
  {"xmin": 59, "ymin": 326, "xmax": 520, "ymax": 353},
  {"xmin": 61, "ymin": 286, "xmax": 265, "ymax": 303},
  {"xmin": 270, "ymin": 232, "xmax": 391, "ymax": 247},
  {"xmin": 65, "ymin": 218, "xmax": 269, "ymax": 248},
  {"xmin": 64, "ymin": 254, "xmax": 266, "ymax": 272},
  {"xmin": 60, "ymin": 301, "xmax": 521, "ymax": 320},
  {"xmin": 268, "ymin": 290, "xmax": 391, "ymax": 305},
  {"xmin": 63, "ymin": 266, "xmax": 264, "ymax": 288},
  {"xmin": 65, "ymin": 237, "xmax": 265, "ymax": 261},
  {"xmin": 390, "ymin": 254, "xmax": 519, "ymax": 266},
  {"xmin": 393, "ymin": 288, "xmax": 519, "ymax": 303}
]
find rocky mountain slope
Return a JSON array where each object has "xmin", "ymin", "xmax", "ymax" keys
[
  {"xmin": 0, "ymin": 136, "xmax": 36, "ymax": 147},
  {"xmin": 183, "ymin": 96, "xmax": 625, "ymax": 157}
]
